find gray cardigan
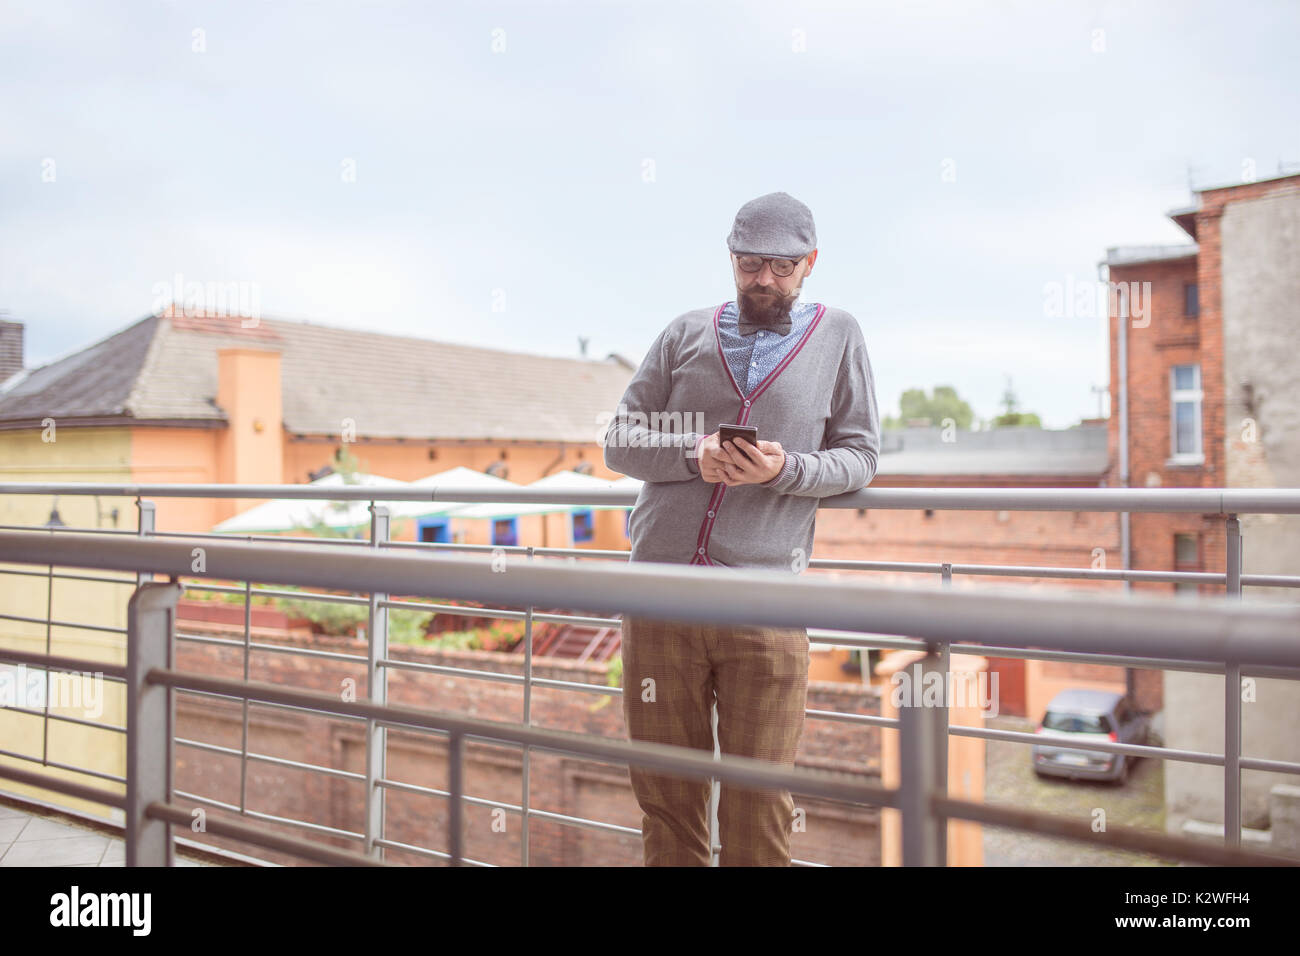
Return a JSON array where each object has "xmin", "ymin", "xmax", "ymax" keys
[{"xmin": 603, "ymin": 301, "xmax": 881, "ymax": 572}]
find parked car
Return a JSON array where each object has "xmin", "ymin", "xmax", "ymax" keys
[{"xmin": 1031, "ymin": 689, "xmax": 1149, "ymax": 783}]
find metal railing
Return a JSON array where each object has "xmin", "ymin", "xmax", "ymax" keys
[{"xmin": 1, "ymin": 481, "xmax": 1299, "ymax": 867}]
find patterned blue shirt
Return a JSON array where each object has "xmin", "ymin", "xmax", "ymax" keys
[{"xmin": 716, "ymin": 298, "xmax": 820, "ymax": 396}]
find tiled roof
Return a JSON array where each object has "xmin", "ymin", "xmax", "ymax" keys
[{"xmin": 0, "ymin": 310, "xmax": 635, "ymax": 443}]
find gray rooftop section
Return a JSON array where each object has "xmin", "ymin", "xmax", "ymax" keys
[
  {"xmin": 0, "ymin": 311, "xmax": 635, "ymax": 443},
  {"xmin": 1105, "ymin": 244, "xmax": 1198, "ymax": 267},
  {"xmin": 877, "ymin": 424, "xmax": 1109, "ymax": 477}
]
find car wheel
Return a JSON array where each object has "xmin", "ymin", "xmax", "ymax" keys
[{"xmin": 1115, "ymin": 756, "xmax": 1131, "ymax": 784}]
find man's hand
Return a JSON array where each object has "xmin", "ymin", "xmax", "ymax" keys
[{"xmin": 698, "ymin": 432, "xmax": 786, "ymax": 486}]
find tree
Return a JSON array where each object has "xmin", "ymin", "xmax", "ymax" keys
[
  {"xmin": 883, "ymin": 385, "xmax": 975, "ymax": 430},
  {"xmin": 991, "ymin": 376, "xmax": 1042, "ymax": 427}
]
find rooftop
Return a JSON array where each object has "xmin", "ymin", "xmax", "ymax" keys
[{"xmin": 0, "ymin": 309, "xmax": 636, "ymax": 442}]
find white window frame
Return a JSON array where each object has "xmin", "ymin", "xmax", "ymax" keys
[{"xmin": 1168, "ymin": 364, "xmax": 1203, "ymax": 464}]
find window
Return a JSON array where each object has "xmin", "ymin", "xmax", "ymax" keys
[
  {"xmin": 1043, "ymin": 710, "xmax": 1112, "ymax": 734},
  {"xmin": 1174, "ymin": 533, "xmax": 1199, "ymax": 598},
  {"xmin": 572, "ymin": 509, "xmax": 594, "ymax": 543},
  {"xmin": 492, "ymin": 517, "xmax": 518, "ymax": 547},
  {"xmin": 418, "ymin": 519, "xmax": 450, "ymax": 543},
  {"xmin": 1169, "ymin": 364, "xmax": 1202, "ymax": 461},
  {"xmin": 1184, "ymin": 283, "xmax": 1199, "ymax": 317}
]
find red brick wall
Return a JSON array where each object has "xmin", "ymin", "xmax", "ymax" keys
[
  {"xmin": 171, "ymin": 621, "xmax": 882, "ymax": 867},
  {"xmin": 811, "ymin": 488, "xmax": 1130, "ymax": 714}
]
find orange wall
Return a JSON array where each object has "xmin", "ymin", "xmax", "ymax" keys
[{"xmin": 130, "ymin": 423, "xmax": 632, "ymax": 552}]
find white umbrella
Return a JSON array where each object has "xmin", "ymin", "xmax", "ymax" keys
[
  {"xmin": 385, "ymin": 466, "xmax": 522, "ymax": 520},
  {"xmin": 212, "ymin": 472, "xmax": 410, "ymax": 533},
  {"xmin": 451, "ymin": 469, "xmax": 618, "ymax": 520}
]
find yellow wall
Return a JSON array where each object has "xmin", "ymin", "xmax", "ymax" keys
[
  {"xmin": 0, "ymin": 425, "xmax": 136, "ymax": 821},
  {"xmin": 1, "ymin": 415, "xmax": 634, "ymax": 825}
]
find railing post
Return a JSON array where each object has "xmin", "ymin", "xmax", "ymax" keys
[
  {"xmin": 238, "ymin": 574, "xmax": 252, "ymax": 815},
  {"xmin": 135, "ymin": 499, "xmax": 155, "ymax": 585},
  {"xmin": 898, "ymin": 646, "xmax": 944, "ymax": 866},
  {"xmin": 521, "ymin": 545, "xmax": 534, "ymax": 868},
  {"xmin": 1225, "ymin": 515, "xmax": 1243, "ymax": 599},
  {"xmin": 364, "ymin": 504, "xmax": 390, "ymax": 859},
  {"xmin": 1225, "ymin": 660, "xmax": 1242, "ymax": 850},
  {"xmin": 448, "ymin": 731, "xmax": 464, "ymax": 866},
  {"xmin": 1223, "ymin": 513, "xmax": 1244, "ymax": 848},
  {"xmin": 935, "ymin": 563, "xmax": 952, "ymax": 864},
  {"xmin": 126, "ymin": 579, "xmax": 181, "ymax": 866}
]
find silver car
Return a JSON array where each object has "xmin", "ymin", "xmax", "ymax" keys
[{"xmin": 1031, "ymin": 689, "xmax": 1149, "ymax": 783}]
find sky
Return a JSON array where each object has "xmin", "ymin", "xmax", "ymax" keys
[{"xmin": 3, "ymin": 0, "xmax": 1298, "ymax": 428}]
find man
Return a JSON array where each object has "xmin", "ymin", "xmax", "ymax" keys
[{"xmin": 602, "ymin": 191, "xmax": 881, "ymax": 866}]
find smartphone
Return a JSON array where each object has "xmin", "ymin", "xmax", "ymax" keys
[{"xmin": 717, "ymin": 424, "xmax": 759, "ymax": 452}]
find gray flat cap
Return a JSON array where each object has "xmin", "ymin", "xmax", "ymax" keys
[{"xmin": 726, "ymin": 191, "xmax": 817, "ymax": 259}]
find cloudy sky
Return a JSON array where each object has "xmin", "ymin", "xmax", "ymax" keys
[{"xmin": 3, "ymin": 0, "xmax": 1297, "ymax": 427}]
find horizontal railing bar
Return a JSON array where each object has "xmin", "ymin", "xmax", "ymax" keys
[
  {"xmin": 152, "ymin": 529, "xmax": 371, "ymax": 546},
  {"xmin": 808, "ymin": 558, "xmax": 1228, "ymax": 585},
  {"xmin": 1239, "ymin": 755, "xmax": 1300, "ymax": 775},
  {"xmin": 0, "ymin": 746, "xmax": 128, "ymax": 783},
  {"xmin": 379, "ymin": 598, "xmax": 622, "ymax": 629},
  {"xmin": 948, "ymin": 725, "xmax": 1225, "ymax": 766},
  {"xmin": 150, "ymin": 668, "xmax": 896, "ymax": 807},
  {"xmin": 370, "ymin": 836, "xmax": 494, "ymax": 866},
  {"xmin": 378, "ymin": 772, "xmax": 727, "ymax": 843},
  {"xmin": 180, "ymin": 582, "xmax": 370, "ymax": 605},
  {"xmin": 378, "ymin": 658, "xmax": 620, "ymax": 698},
  {"xmin": 172, "ymin": 789, "xmax": 365, "ymax": 840},
  {"xmin": 380, "ymin": 540, "xmax": 632, "ymax": 561},
  {"xmin": 0, "ymin": 612, "xmax": 126, "ymax": 634},
  {"xmin": 176, "ymin": 631, "xmax": 370, "ymax": 665},
  {"xmin": 174, "ymin": 738, "xmax": 367, "ymax": 781},
  {"xmin": 5, "ymin": 531, "xmax": 1295, "ymax": 667},
  {"xmin": 943, "ymin": 642, "xmax": 1224, "ymax": 674},
  {"xmin": 1241, "ymin": 574, "xmax": 1300, "ymax": 588},
  {"xmin": 0, "ymin": 646, "xmax": 128, "ymax": 681},
  {"xmin": 0, "ymin": 761, "xmax": 126, "ymax": 809},
  {"xmin": 943, "ymin": 642, "xmax": 1300, "ymax": 680},
  {"xmin": 147, "ymin": 801, "xmax": 387, "ymax": 867},
  {"xmin": 5, "ymin": 482, "xmax": 1300, "ymax": 513},
  {"xmin": 0, "ymin": 705, "xmax": 126, "ymax": 735},
  {"xmin": 805, "ymin": 709, "xmax": 898, "ymax": 728},
  {"xmin": 0, "ymin": 523, "xmax": 134, "ymax": 534},
  {"xmin": 0, "ymin": 567, "xmax": 137, "ymax": 585},
  {"xmin": 508, "ymin": 805, "xmax": 641, "ymax": 838},
  {"xmin": 933, "ymin": 794, "xmax": 1296, "ymax": 866},
  {"xmin": 171, "ymin": 684, "xmax": 368, "ymax": 723}
]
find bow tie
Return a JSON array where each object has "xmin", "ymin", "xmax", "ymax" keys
[{"xmin": 737, "ymin": 316, "xmax": 793, "ymax": 337}]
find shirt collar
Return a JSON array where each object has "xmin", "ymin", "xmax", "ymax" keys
[{"xmin": 735, "ymin": 297, "xmax": 801, "ymax": 337}]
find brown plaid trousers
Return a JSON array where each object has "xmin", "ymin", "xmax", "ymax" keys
[{"xmin": 620, "ymin": 614, "xmax": 809, "ymax": 866}]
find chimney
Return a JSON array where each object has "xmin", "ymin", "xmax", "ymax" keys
[
  {"xmin": 0, "ymin": 320, "xmax": 23, "ymax": 383},
  {"xmin": 214, "ymin": 347, "xmax": 285, "ymax": 521}
]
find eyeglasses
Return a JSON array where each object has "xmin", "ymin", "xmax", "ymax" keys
[{"xmin": 734, "ymin": 254, "xmax": 802, "ymax": 278}]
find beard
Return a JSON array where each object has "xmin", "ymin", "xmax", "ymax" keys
[{"xmin": 736, "ymin": 283, "xmax": 799, "ymax": 326}]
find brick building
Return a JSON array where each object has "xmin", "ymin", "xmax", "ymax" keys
[{"xmin": 1103, "ymin": 171, "xmax": 1300, "ymax": 838}]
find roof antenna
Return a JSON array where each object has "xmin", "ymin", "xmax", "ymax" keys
[{"xmin": 578, "ymin": 336, "xmax": 589, "ymax": 358}]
